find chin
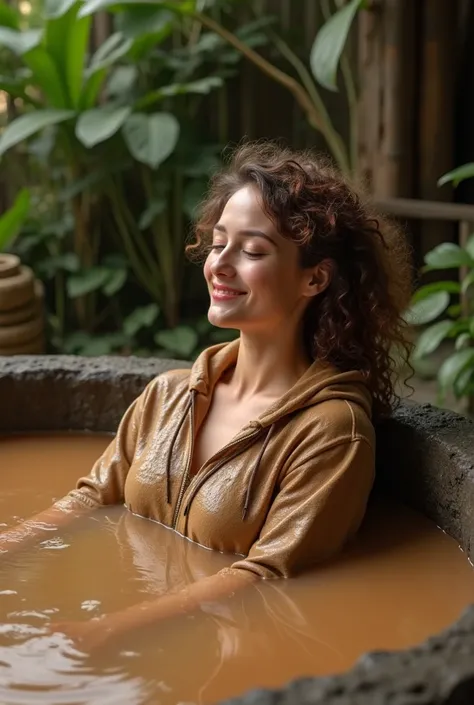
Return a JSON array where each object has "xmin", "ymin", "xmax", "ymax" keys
[{"xmin": 207, "ymin": 306, "xmax": 242, "ymax": 330}]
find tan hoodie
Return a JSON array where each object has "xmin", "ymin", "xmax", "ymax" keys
[{"xmin": 62, "ymin": 340, "xmax": 376, "ymax": 579}]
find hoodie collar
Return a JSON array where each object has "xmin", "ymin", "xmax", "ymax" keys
[{"xmin": 189, "ymin": 338, "xmax": 372, "ymax": 426}]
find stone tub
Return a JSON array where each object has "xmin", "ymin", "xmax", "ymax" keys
[{"xmin": 0, "ymin": 355, "xmax": 473, "ymax": 705}]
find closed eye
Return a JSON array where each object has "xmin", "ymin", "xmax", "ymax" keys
[{"xmin": 210, "ymin": 245, "xmax": 266, "ymax": 259}]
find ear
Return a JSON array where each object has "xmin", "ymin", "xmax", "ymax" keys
[{"xmin": 302, "ymin": 259, "xmax": 333, "ymax": 298}]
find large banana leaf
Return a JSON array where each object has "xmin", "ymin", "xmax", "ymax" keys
[
  {"xmin": 22, "ymin": 46, "xmax": 69, "ymax": 108},
  {"xmin": 45, "ymin": 1, "xmax": 91, "ymax": 108}
]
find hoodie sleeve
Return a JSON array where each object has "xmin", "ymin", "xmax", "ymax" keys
[
  {"xmin": 57, "ymin": 383, "xmax": 153, "ymax": 511},
  {"xmin": 228, "ymin": 436, "xmax": 375, "ymax": 579}
]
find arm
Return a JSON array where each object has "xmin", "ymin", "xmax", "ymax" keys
[
  {"xmin": 229, "ymin": 436, "xmax": 376, "ymax": 579},
  {"xmin": 52, "ymin": 568, "xmax": 257, "ymax": 651},
  {"xmin": 0, "ymin": 383, "xmax": 151, "ymax": 556},
  {"xmin": 0, "ymin": 503, "xmax": 91, "ymax": 555}
]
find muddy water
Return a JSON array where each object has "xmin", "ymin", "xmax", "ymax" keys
[{"xmin": 0, "ymin": 434, "xmax": 473, "ymax": 705}]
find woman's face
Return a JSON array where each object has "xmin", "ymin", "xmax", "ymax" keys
[{"xmin": 204, "ymin": 185, "xmax": 319, "ymax": 335}]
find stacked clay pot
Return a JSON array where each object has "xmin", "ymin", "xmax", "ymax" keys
[{"xmin": 0, "ymin": 254, "xmax": 44, "ymax": 355}]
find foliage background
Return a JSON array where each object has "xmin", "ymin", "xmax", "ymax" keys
[{"xmin": 0, "ymin": 0, "xmax": 360, "ymax": 360}]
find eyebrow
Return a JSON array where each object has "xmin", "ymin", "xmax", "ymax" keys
[{"xmin": 214, "ymin": 223, "xmax": 276, "ymax": 246}]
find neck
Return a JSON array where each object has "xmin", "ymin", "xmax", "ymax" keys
[{"xmin": 228, "ymin": 328, "xmax": 311, "ymax": 400}]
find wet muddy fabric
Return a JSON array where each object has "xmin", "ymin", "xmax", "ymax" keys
[{"xmin": 60, "ymin": 340, "xmax": 375, "ymax": 578}]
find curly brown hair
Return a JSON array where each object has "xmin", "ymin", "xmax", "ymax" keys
[{"xmin": 187, "ymin": 141, "xmax": 413, "ymax": 418}]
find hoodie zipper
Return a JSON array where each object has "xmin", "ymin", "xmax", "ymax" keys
[
  {"xmin": 171, "ymin": 396, "xmax": 196, "ymax": 529},
  {"xmin": 177, "ymin": 428, "xmax": 262, "ymax": 531}
]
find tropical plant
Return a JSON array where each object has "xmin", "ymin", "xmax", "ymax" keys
[
  {"xmin": 407, "ymin": 163, "xmax": 474, "ymax": 409},
  {"xmin": 0, "ymin": 0, "xmax": 263, "ymax": 355}
]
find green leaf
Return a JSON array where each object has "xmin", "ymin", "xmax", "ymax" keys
[
  {"xmin": 103, "ymin": 268, "xmax": 127, "ymax": 296},
  {"xmin": 137, "ymin": 77, "xmax": 223, "ymax": 110},
  {"xmin": 38, "ymin": 252, "xmax": 80, "ymax": 278},
  {"xmin": 411, "ymin": 281, "xmax": 461, "ymax": 303},
  {"xmin": 424, "ymin": 242, "xmax": 474, "ymax": 270},
  {"xmin": 462, "ymin": 271, "xmax": 474, "ymax": 296},
  {"xmin": 79, "ymin": 0, "xmax": 193, "ymax": 17},
  {"xmin": 117, "ymin": 7, "xmax": 174, "ymax": 39},
  {"xmin": 470, "ymin": 318, "xmax": 474, "ymax": 338},
  {"xmin": 69, "ymin": 332, "xmax": 128, "ymax": 356},
  {"xmin": 0, "ymin": 3, "xmax": 20, "ymax": 29},
  {"xmin": 123, "ymin": 303, "xmax": 160, "ymax": 338},
  {"xmin": 413, "ymin": 320, "xmax": 454, "ymax": 360},
  {"xmin": 453, "ymin": 365, "xmax": 474, "ymax": 399},
  {"xmin": 0, "ymin": 189, "xmax": 30, "ymax": 251},
  {"xmin": 139, "ymin": 197, "xmax": 166, "ymax": 230},
  {"xmin": 122, "ymin": 112, "xmax": 179, "ymax": 168},
  {"xmin": 23, "ymin": 46, "xmax": 69, "ymax": 108},
  {"xmin": 448, "ymin": 304, "xmax": 462, "ymax": 318},
  {"xmin": 106, "ymin": 65, "xmax": 138, "ymax": 98},
  {"xmin": 310, "ymin": 0, "xmax": 365, "ymax": 92},
  {"xmin": 438, "ymin": 348, "xmax": 474, "ymax": 395},
  {"xmin": 75, "ymin": 105, "xmax": 131, "ymax": 147},
  {"xmin": 155, "ymin": 326, "xmax": 198, "ymax": 358},
  {"xmin": 67, "ymin": 267, "xmax": 111, "ymax": 297},
  {"xmin": 44, "ymin": 0, "xmax": 78, "ymax": 18},
  {"xmin": 78, "ymin": 0, "xmax": 128, "ymax": 16},
  {"xmin": 45, "ymin": 2, "xmax": 91, "ymax": 108},
  {"xmin": 0, "ymin": 110, "xmax": 74, "ymax": 156},
  {"xmin": 465, "ymin": 234, "xmax": 474, "ymax": 260},
  {"xmin": 405, "ymin": 291, "xmax": 450, "ymax": 326},
  {"xmin": 79, "ymin": 68, "xmax": 107, "ymax": 110},
  {"xmin": 116, "ymin": 6, "xmax": 174, "ymax": 58},
  {"xmin": 86, "ymin": 32, "xmax": 132, "ymax": 76},
  {"xmin": 455, "ymin": 332, "xmax": 471, "ymax": 351},
  {"xmin": 438, "ymin": 163, "xmax": 474, "ymax": 188},
  {"xmin": 0, "ymin": 27, "xmax": 42, "ymax": 55}
]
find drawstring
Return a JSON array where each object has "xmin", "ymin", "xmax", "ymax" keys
[
  {"xmin": 242, "ymin": 423, "xmax": 276, "ymax": 521},
  {"xmin": 165, "ymin": 389, "xmax": 196, "ymax": 504}
]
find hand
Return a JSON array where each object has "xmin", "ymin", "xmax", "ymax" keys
[{"xmin": 49, "ymin": 618, "xmax": 111, "ymax": 652}]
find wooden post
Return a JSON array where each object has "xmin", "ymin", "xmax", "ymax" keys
[
  {"xmin": 459, "ymin": 220, "xmax": 472, "ymax": 317},
  {"xmin": 418, "ymin": 0, "xmax": 458, "ymax": 255},
  {"xmin": 357, "ymin": 0, "xmax": 417, "ymax": 198}
]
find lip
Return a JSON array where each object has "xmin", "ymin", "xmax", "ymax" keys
[{"xmin": 211, "ymin": 283, "xmax": 246, "ymax": 301}]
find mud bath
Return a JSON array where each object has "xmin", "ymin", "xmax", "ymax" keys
[{"xmin": 1, "ymin": 433, "xmax": 474, "ymax": 705}]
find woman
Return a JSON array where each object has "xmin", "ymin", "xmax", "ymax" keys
[{"xmin": 0, "ymin": 142, "xmax": 412, "ymax": 649}]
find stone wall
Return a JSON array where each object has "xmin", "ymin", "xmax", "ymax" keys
[{"xmin": 1, "ymin": 355, "xmax": 474, "ymax": 705}]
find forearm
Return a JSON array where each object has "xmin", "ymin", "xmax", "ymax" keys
[
  {"xmin": 101, "ymin": 569, "xmax": 257, "ymax": 638},
  {"xmin": 0, "ymin": 501, "xmax": 92, "ymax": 554}
]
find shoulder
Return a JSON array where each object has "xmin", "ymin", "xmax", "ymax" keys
[
  {"xmin": 317, "ymin": 398, "xmax": 374, "ymax": 444},
  {"xmin": 142, "ymin": 367, "xmax": 191, "ymax": 401},
  {"xmin": 287, "ymin": 397, "xmax": 375, "ymax": 463}
]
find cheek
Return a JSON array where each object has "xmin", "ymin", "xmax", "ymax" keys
[{"xmin": 203, "ymin": 255, "xmax": 212, "ymax": 282}]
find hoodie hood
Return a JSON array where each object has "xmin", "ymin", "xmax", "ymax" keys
[{"xmin": 188, "ymin": 339, "xmax": 373, "ymax": 424}]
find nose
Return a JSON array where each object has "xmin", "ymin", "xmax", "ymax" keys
[{"xmin": 209, "ymin": 246, "xmax": 236, "ymax": 278}]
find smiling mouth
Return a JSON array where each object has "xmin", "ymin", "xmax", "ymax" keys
[{"xmin": 211, "ymin": 286, "xmax": 246, "ymax": 300}]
